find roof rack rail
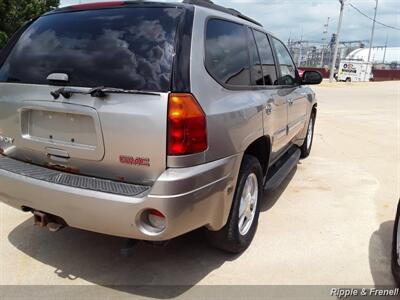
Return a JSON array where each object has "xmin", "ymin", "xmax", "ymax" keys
[{"xmin": 182, "ymin": 0, "xmax": 263, "ymax": 27}]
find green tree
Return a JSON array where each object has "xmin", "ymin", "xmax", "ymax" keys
[{"xmin": 0, "ymin": 0, "xmax": 59, "ymax": 48}]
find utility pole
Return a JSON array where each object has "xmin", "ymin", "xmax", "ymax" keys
[
  {"xmin": 367, "ymin": 0, "xmax": 379, "ymax": 63},
  {"xmin": 364, "ymin": 0, "xmax": 378, "ymax": 81},
  {"xmin": 329, "ymin": 0, "xmax": 345, "ymax": 83},
  {"xmin": 320, "ymin": 17, "xmax": 330, "ymax": 68},
  {"xmin": 297, "ymin": 28, "xmax": 303, "ymax": 67},
  {"xmin": 383, "ymin": 33, "xmax": 388, "ymax": 64}
]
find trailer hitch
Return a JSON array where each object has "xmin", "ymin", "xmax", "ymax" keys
[{"xmin": 33, "ymin": 211, "xmax": 66, "ymax": 232}]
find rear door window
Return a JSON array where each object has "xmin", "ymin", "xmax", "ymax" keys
[
  {"xmin": 253, "ymin": 30, "xmax": 277, "ymax": 85},
  {"xmin": 248, "ymin": 28, "xmax": 264, "ymax": 86},
  {"xmin": 205, "ymin": 19, "xmax": 250, "ymax": 86},
  {"xmin": 0, "ymin": 7, "xmax": 183, "ymax": 92}
]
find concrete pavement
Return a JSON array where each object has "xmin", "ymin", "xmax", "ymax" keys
[{"xmin": 1, "ymin": 81, "xmax": 399, "ymax": 297}]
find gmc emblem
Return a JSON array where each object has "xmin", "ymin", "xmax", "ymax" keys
[
  {"xmin": 0, "ymin": 135, "xmax": 14, "ymax": 145},
  {"xmin": 119, "ymin": 155, "xmax": 150, "ymax": 167}
]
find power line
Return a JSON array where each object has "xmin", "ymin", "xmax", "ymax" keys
[{"xmin": 348, "ymin": 3, "xmax": 400, "ymax": 31}]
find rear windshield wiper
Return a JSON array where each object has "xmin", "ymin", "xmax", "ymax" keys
[
  {"xmin": 89, "ymin": 87, "xmax": 161, "ymax": 98},
  {"xmin": 51, "ymin": 86, "xmax": 160, "ymax": 100}
]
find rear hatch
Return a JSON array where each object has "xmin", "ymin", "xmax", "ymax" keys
[{"xmin": 0, "ymin": 4, "xmax": 184, "ymax": 185}]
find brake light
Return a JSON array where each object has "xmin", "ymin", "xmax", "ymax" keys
[
  {"xmin": 69, "ymin": 1, "xmax": 125, "ymax": 10},
  {"xmin": 168, "ymin": 93, "xmax": 208, "ymax": 156}
]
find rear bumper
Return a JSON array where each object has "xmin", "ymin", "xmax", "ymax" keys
[{"xmin": 0, "ymin": 155, "xmax": 240, "ymax": 240}]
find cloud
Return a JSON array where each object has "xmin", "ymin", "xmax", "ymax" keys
[
  {"xmin": 3, "ymin": 7, "xmax": 179, "ymax": 91},
  {"xmin": 214, "ymin": 0, "xmax": 400, "ymax": 47}
]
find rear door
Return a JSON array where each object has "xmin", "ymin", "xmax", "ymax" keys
[
  {"xmin": 0, "ymin": 6, "xmax": 184, "ymax": 185},
  {"xmin": 250, "ymin": 29, "xmax": 288, "ymax": 155},
  {"xmin": 271, "ymin": 37, "xmax": 308, "ymax": 142}
]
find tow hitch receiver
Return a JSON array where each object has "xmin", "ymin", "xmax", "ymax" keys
[
  {"xmin": 33, "ymin": 211, "xmax": 48, "ymax": 227},
  {"xmin": 33, "ymin": 211, "xmax": 66, "ymax": 232}
]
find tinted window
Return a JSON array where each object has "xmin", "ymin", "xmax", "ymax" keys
[
  {"xmin": 248, "ymin": 28, "xmax": 263, "ymax": 86},
  {"xmin": 272, "ymin": 38, "xmax": 297, "ymax": 85},
  {"xmin": 0, "ymin": 7, "xmax": 182, "ymax": 92},
  {"xmin": 253, "ymin": 30, "xmax": 277, "ymax": 85},
  {"xmin": 205, "ymin": 19, "xmax": 250, "ymax": 86}
]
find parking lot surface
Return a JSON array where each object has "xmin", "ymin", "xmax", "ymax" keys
[{"xmin": 1, "ymin": 81, "xmax": 399, "ymax": 295}]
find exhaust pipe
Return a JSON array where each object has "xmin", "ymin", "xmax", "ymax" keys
[{"xmin": 33, "ymin": 210, "xmax": 66, "ymax": 232}]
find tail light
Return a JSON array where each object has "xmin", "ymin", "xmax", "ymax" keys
[{"xmin": 167, "ymin": 93, "xmax": 208, "ymax": 156}]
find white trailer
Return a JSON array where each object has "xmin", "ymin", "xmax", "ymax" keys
[{"xmin": 337, "ymin": 60, "xmax": 373, "ymax": 82}]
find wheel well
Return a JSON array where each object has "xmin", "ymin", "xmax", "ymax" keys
[
  {"xmin": 244, "ymin": 136, "xmax": 270, "ymax": 176},
  {"xmin": 312, "ymin": 104, "xmax": 317, "ymax": 116}
]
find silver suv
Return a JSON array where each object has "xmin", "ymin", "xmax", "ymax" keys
[{"xmin": 0, "ymin": 0, "xmax": 322, "ymax": 253}]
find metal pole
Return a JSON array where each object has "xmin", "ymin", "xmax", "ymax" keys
[
  {"xmin": 320, "ymin": 48, "xmax": 324, "ymax": 68},
  {"xmin": 329, "ymin": 0, "xmax": 345, "ymax": 82},
  {"xmin": 320, "ymin": 17, "xmax": 330, "ymax": 68},
  {"xmin": 383, "ymin": 33, "xmax": 388, "ymax": 64},
  {"xmin": 297, "ymin": 28, "xmax": 303, "ymax": 67},
  {"xmin": 367, "ymin": 0, "xmax": 378, "ymax": 63}
]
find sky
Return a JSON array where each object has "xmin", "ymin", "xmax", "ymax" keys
[{"xmin": 60, "ymin": 0, "xmax": 400, "ymax": 47}]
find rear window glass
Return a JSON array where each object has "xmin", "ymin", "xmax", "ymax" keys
[
  {"xmin": 0, "ymin": 7, "xmax": 182, "ymax": 92},
  {"xmin": 205, "ymin": 19, "xmax": 250, "ymax": 86},
  {"xmin": 248, "ymin": 28, "xmax": 264, "ymax": 86}
]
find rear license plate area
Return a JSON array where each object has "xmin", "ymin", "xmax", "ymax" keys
[
  {"xmin": 23, "ymin": 109, "xmax": 97, "ymax": 148},
  {"xmin": 18, "ymin": 104, "xmax": 105, "ymax": 161}
]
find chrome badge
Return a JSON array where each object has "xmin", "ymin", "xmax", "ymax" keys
[
  {"xmin": 0, "ymin": 135, "xmax": 14, "ymax": 145},
  {"xmin": 119, "ymin": 155, "xmax": 150, "ymax": 167}
]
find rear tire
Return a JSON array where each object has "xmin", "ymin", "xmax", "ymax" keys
[
  {"xmin": 345, "ymin": 77, "xmax": 351, "ymax": 82},
  {"xmin": 206, "ymin": 155, "xmax": 262, "ymax": 254},
  {"xmin": 300, "ymin": 111, "xmax": 316, "ymax": 159}
]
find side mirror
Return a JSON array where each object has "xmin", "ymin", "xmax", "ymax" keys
[{"xmin": 302, "ymin": 71, "xmax": 323, "ymax": 85}]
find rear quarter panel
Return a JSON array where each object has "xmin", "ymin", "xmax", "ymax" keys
[{"xmin": 189, "ymin": 7, "xmax": 266, "ymax": 164}]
